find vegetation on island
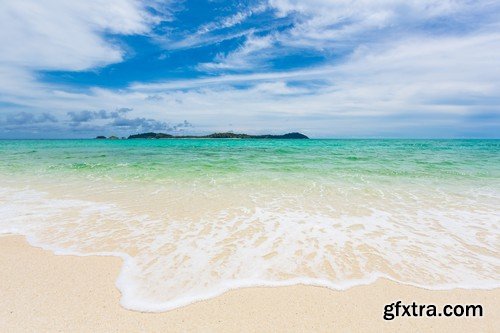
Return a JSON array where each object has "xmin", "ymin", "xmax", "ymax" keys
[{"xmin": 96, "ymin": 132, "xmax": 309, "ymax": 139}]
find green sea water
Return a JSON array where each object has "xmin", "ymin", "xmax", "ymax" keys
[
  {"xmin": 0, "ymin": 139, "xmax": 499, "ymax": 311},
  {"xmin": 1, "ymin": 139, "xmax": 498, "ymax": 181}
]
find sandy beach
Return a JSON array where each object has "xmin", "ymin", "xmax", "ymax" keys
[
  {"xmin": 1, "ymin": 235, "xmax": 498, "ymax": 332},
  {"xmin": 2, "ymin": 0, "xmax": 499, "ymax": 331}
]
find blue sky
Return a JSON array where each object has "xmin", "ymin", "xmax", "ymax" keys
[{"xmin": 0, "ymin": 0, "xmax": 499, "ymax": 138}]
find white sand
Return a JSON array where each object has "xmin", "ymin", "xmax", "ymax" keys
[{"xmin": 1, "ymin": 235, "xmax": 498, "ymax": 332}]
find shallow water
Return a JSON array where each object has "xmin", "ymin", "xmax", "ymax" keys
[{"xmin": 0, "ymin": 139, "xmax": 499, "ymax": 311}]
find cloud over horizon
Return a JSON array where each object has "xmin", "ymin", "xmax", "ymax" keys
[{"xmin": 0, "ymin": 0, "xmax": 499, "ymax": 138}]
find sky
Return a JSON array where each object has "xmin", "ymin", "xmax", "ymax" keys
[{"xmin": 0, "ymin": 0, "xmax": 499, "ymax": 138}]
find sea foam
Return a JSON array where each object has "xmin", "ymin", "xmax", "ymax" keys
[{"xmin": 1, "ymin": 180, "xmax": 499, "ymax": 312}]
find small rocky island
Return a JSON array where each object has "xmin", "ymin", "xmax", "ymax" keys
[{"xmin": 96, "ymin": 132, "xmax": 309, "ymax": 139}]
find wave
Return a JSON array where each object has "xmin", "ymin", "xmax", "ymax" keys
[{"xmin": 0, "ymin": 184, "xmax": 499, "ymax": 312}]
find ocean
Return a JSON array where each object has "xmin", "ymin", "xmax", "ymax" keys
[{"xmin": 0, "ymin": 139, "xmax": 499, "ymax": 311}]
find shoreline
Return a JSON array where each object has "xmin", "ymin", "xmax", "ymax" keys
[{"xmin": 1, "ymin": 235, "xmax": 498, "ymax": 332}]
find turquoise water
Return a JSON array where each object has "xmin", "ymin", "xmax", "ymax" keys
[
  {"xmin": 1, "ymin": 139, "xmax": 498, "ymax": 181},
  {"xmin": 0, "ymin": 139, "xmax": 499, "ymax": 311}
]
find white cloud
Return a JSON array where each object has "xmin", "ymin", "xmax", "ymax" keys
[
  {"xmin": 270, "ymin": 0, "xmax": 480, "ymax": 45},
  {"xmin": 158, "ymin": 4, "xmax": 270, "ymax": 50},
  {"xmin": 198, "ymin": 33, "xmax": 276, "ymax": 70},
  {"xmin": 0, "ymin": 0, "xmax": 499, "ymax": 138},
  {"xmin": 0, "ymin": 0, "xmax": 161, "ymax": 71},
  {"xmin": 203, "ymin": 0, "xmax": 499, "ymax": 70},
  {"xmin": 0, "ymin": 0, "xmax": 168, "ymax": 133},
  {"xmin": 198, "ymin": 4, "xmax": 267, "ymax": 34},
  {"xmin": 3, "ymin": 29, "xmax": 499, "ymax": 137}
]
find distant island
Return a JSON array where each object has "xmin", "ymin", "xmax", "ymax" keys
[{"xmin": 96, "ymin": 132, "xmax": 309, "ymax": 139}]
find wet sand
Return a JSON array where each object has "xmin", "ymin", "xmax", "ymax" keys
[{"xmin": 1, "ymin": 235, "xmax": 498, "ymax": 332}]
